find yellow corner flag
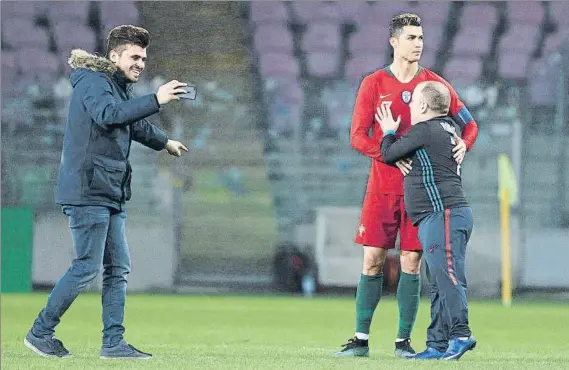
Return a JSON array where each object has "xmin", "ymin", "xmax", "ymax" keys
[
  {"xmin": 498, "ymin": 154, "xmax": 518, "ymax": 206},
  {"xmin": 497, "ymin": 154, "xmax": 518, "ymax": 307}
]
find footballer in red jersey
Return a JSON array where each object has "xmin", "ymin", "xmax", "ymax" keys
[{"xmin": 335, "ymin": 13, "xmax": 478, "ymax": 358}]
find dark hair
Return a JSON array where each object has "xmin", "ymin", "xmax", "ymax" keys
[
  {"xmin": 106, "ymin": 25, "xmax": 150, "ymax": 56},
  {"xmin": 389, "ymin": 13, "xmax": 422, "ymax": 38}
]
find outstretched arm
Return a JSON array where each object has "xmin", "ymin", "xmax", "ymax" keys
[
  {"xmin": 380, "ymin": 124, "xmax": 429, "ymax": 164},
  {"xmin": 132, "ymin": 118, "xmax": 168, "ymax": 151},
  {"xmin": 82, "ymin": 74, "xmax": 160, "ymax": 128}
]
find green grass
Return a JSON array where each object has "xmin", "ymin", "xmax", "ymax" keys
[
  {"xmin": 180, "ymin": 167, "xmax": 278, "ymax": 261},
  {"xmin": 2, "ymin": 294, "xmax": 569, "ymax": 369}
]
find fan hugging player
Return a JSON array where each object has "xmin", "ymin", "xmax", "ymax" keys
[{"xmin": 377, "ymin": 80, "xmax": 477, "ymax": 361}]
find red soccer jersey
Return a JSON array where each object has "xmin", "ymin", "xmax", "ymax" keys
[{"xmin": 350, "ymin": 66, "xmax": 479, "ymax": 195}]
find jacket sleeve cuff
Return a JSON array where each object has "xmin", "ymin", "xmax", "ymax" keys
[
  {"xmin": 158, "ymin": 133, "xmax": 169, "ymax": 150},
  {"xmin": 383, "ymin": 130, "xmax": 396, "ymax": 137},
  {"xmin": 152, "ymin": 94, "xmax": 160, "ymax": 109},
  {"xmin": 136, "ymin": 94, "xmax": 161, "ymax": 117}
]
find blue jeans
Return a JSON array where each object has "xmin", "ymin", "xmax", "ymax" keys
[
  {"xmin": 418, "ymin": 207, "xmax": 473, "ymax": 352},
  {"xmin": 32, "ymin": 205, "xmax": 131, "ymax": 346}
]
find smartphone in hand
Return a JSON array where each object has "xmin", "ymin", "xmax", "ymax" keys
[{"xmin": 176, "ymin": 85, "xmax": 197, "ymax": 100}]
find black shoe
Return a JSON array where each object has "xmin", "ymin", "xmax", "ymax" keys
[
  {"xmin": 24, "ymin": 330, "xmax": 72, "ymax": 358},
  {"xmin": 334, "ymin": 337, "xmax": 369, "ymax": 357},
  {"xmin": 100, "ymin": 339, "xmax": 152, "ymax": 360},
  {"xmin": 394, "ymin": 338, "xmax": 416, "ymax": 358}
]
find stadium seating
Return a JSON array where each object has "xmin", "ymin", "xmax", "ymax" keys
[
  {"xmin": 1, "ymin": 1, "xmax": 47, "ymax": 20},
  {"xmin": 250, "ymin": 1, "xmax": 289, "ymax": 26},
  {"xmin": 506, "ymin": 1, "xmax": 545, "ymax": 25},
  {"xmin": 248, "ymin": 0, "xmax": 567, "ymax": 143},
  {"xmin": 345, "ymin": 53, "xmax": 387, "ymax": 83},
  {"xmin": 253, "ymin": 25, "xmax": 294, "ymax": 54},
  {"xmin": 420, "ymin": 22, "xmax": 444, "ymax": 56},
  {"xmin": 335, "ymin": 2, "xmax": 362, "ymax": 24},
  {"xmin": 498, "ymin": 53, "xmax": 532, "ymax": 81},
  {"xmin": 247, "ymin": 0, "xmax": 569, "ymax": 233},
  {"xmin": 268, "ymin": 93, "xmax": 303, "ymax": 138},
  {"xmin": 305, "ymin": 51, "xmax": 341, "ymax": 78},
  {"xmin": 2, "ymin": 0, "xmax": 562, "ymax": 138},
  {"xmin": 413, "ymin": 1, "xmax": 451, "ymax": 24},
  {"xmin": 498, "ymin": 25, "xmax": 541, "ymax": 56},
  {"xmin": 53, "ymin": 23, "xmax": 98, "ymax": 56},
  {"xmin": 352, "ymin": 2, "xmax": 410, "ymax": 26},
  {"xmin": 47, "ymin": 1, "xmax": 91, "ymax": 26},
  {"xmin": 1, "ymin": 51, "xmax": 19, "ymax": 99},
  {"xmin": 527, "ymin": 58, "xmax": 557, "ymax": 107},
  {"xmin": 349, "ymin": 24, "xmax": 390, "ymax": 56},
  {"xmin": 419, "ymin": 51, "xmax": 436, "ymax": 70},
  {"xmin": 2, "ymin": 20, "xmax": 50, "ymax": 50},
  {"xmin": 291, "ymin": 1, "xmax": 340, "ymax": 24},
  {"xmin": 452, "ymin": 26, "xmax": 494, "ymax": 57},
  {"xmin": 1, "ymin": 1, "xmax": 567, "ymax": 227},
  {"xmin": 16, "ymin": 49, "xmax": 60, "ymax": 76},
  {"xmin": 443, "ymin": 56, "xmax": 484, "ymax": 86},
  {"xmin": 461, "ymin": 3, "xmax": 500, "ymax": 27},
  {"xmin": 301, "ymin": 23, "xmax": 342, "ymax": 52},
  {"xmin": 1, "ymin": 51, "xmax": 17, "ymax": 75},
  {"xmin": 1, "ymin": 1, "xmax": 142, "ymax": 210},
  {"xmin": 550, "ymin": 2, "xmax": 569, "ymax": 30},
  {"xmin": 1, "ymin": 1, "xmax": 139, "ymax": 95},
  {"xmin": 258, "ymin": 52, "xmax": 299, "ymax": 78},
  {"xmin": 99, "ymin": 2, "xmax": 140, "ymax": 36},
  {"xmin": 543, "ymin": 30, "xmax": 569, "ymax": 55}
]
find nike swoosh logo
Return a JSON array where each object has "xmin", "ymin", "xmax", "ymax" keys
[{"xmin": 380, "ymin": 94, "xmax": 391, "ymax": 99}]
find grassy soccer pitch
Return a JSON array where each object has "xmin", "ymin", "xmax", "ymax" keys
[{"xmin": 2, "ymin": 293, "xmax": 568, "ymax": 369}]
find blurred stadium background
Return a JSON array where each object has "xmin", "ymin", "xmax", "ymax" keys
[{"xmin": 1, "ymin": 1, "xmax": 568, "ymax": 299}]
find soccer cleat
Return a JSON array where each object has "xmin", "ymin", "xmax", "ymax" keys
[
  {"xmin": 394, "ymin": 338, "xmax": 416, "ymax": 358},
  {"xmin": 24, "ymin": 330, "xmax": 72, "ymax": 358},
  {"xmin": 100, "ymin": 340, "xmax": 152, "ymax": 360},
  {"xmin": 410, "ymin": 347, "xmax": 446, "ymax": 360},
  {"xmin": 441, "ymin": 336, "xmax": 477, "ymax": 360},
  {"xmin": 334, "ymin": 337, "xmax": 369, "ymax": 357}
]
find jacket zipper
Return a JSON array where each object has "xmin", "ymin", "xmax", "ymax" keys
[
  {"xmin": 120, "ymin": 87, "xmax": 134, "ymax": 204},
  {"xmin": 120, "ymin": 120, "xmax": 133, "ymax": 204}
]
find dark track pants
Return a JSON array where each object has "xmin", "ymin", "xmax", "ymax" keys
[{"xmin": 418, "ymin": 207, "xmax": 473, "ymax": 351}]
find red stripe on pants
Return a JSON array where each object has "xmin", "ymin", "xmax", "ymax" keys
[{"xmin": 444, "ymin": 209, "xmax": 458, "ymax": 286}]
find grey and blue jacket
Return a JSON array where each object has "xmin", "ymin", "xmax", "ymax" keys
[{"xmin": 380, "ymin": 116, "xmax": 469, "ymax": 225}]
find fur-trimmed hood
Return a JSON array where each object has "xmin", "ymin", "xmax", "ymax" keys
[
  {"xmin": 57, "ymin": 49, "xmax": 165, "ymax": 209},
  {"xmin": 68, "ymin": 49, "xmax": 117, "ymax": 76}
]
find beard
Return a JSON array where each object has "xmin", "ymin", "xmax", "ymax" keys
[
  {"xmin": 126, "ymin": 67, "xmax": 142, "ymax": 82},
  {"xmin": 115, "ymin": 64, "xmax": 142, "ymax": 83}
]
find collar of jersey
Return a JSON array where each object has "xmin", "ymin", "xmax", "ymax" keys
[{"xmin": 384, "ymin": 65, "xmax": 423, "ymax": 82}]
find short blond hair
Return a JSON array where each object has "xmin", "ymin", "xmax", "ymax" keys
[{"xmin": 418, "ymin": 81, "xmax": 450, "ymax": 115}]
